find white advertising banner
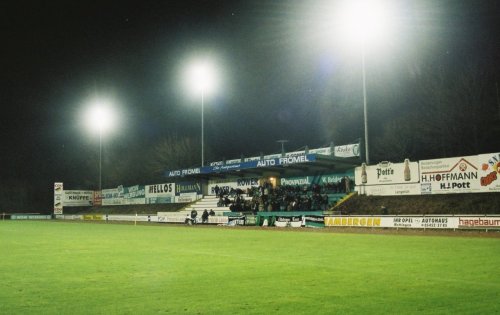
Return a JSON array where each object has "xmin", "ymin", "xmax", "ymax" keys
[
  {"xmin": 207, "ymin": 177, "xmax": 259, "ymax": 195},
  {"xmin": 175, "ymin": 193, "xmax": 199, "ymax": 203},
  {"xmin": 355, "ymin": 160, "xmax": 419, "ymax": 185},
  {"xmin": 63, "ymin": 190, "xmax": 94, "ymax": 207},
  {"xmin": 477, "ymin": 153, "xmax": 500, "ymax": 192},
  {"xmin": 420, "ymin": 156, "xmax": 481, "ymax": 194},
  {"xmin": 54, "ymin": 182, "xmax": 63, "ymax": 214},
  {"xmin": 324, "ymin": 216, "xmax": 458, "ymax": 229},
  {"xmin": 102, "ymin": 187, "xmax": 124, "ymax": 205},
  {"xmin": 334, "ymin": 143, "xmax": 360, "ymax": 158},
  {"xmin": 359, "ymin": 183, "xmax": 421, "ymax": 196},
  {"xmin": 309, "ymin": 147, "xmax": 332, "ymax": 156},
  {"xmin": 145, "ymin": 183, "xmax": 175, "ymax": 204},
  {"xmin": 106, "ymin": 215, "xmax": 152, "ymax": 222}
]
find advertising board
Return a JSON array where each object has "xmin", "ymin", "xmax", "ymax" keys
[
  {"xmin": 355, "ymin": 160, "xmax": 419, "ymax": 185},
  {"xmin": 477, "ymin": 153, "xmax": 500, "ymax": 192},
  {"xmin": 54, "ymin": 182, "xmax": 63, "ymax": 214},
  {"xmin": 359, "ymin": 183, "xmax": 421, "ymax": 196},
  {"xmin": 122, "ymin": 185, "xmax": 145, "ymax": 205},
  {"xmin": 420, "ymin": 156, "xmax": 481, "ymax": 194},
  {"xmin": 281, "ymin": 171, "xmax": 354, "ymax": 186},
  {"xmin": 324, "ymin": 216, "xmax": 459, "ymax": 229},
  {"xmin": 458, "ymin": 216, "xmax": 500, "ymax": 229},
  {"xmin": 207, "ymin": 177, "xmax": 259, "ymax": 195},
  {"xmin": 63, "ymin": 190, "xmax": 94, "ymax": 207},
  {"xmin": 102, "ymin": 187, "xmax": 124, "ymax": 205},
  {"xmin": 145, "ymin": 183, "xmax": 174, "ymax": 204},
  {"xmin": 334, "ymin": 143, "xmax": 360, "ymax": 158}
]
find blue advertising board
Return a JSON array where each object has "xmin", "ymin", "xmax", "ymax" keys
[{"xmin": 165, "ymin": 154, "xmax": 317, "ymax": 178}]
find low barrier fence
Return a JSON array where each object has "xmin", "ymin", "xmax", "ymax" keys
[
  {"xmin": 11, "ymin": 213, "xmax": 500, "ymax": 231},
  {"xmin": 324, "ymin": 215, "xmax": 500, "ymax": 231}
]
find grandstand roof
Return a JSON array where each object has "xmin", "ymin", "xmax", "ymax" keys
[{"xmin": 165, "ymin": 153, "xmax": 360, "ymax": 180}]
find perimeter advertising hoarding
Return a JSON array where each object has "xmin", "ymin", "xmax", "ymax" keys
[
  {"xmin": 54, "ymin": 182, "xmax": 63, "ymax": 214},
  {"xmin": 355, "ymin": 160, "xmax": 420, "ymax": 185},
  {"xmin": 123, "ymin": 185, "xmax": 145, "ymax": 205},
  {"xmin": 359, "ymin": 183, "xmax": 421, "ymax": 196},
  {"xmin": 281, "ymin": 171, "xmax": 354, "ymax": 186},
  {"xmin": 101, "ymin": 187, "xmax": 124, "ymax": 206},
  {"xmin": 419, "ymin": 156, "xmax": 481, "ymax": 194},
  {"xmin": 62, "ymin": 190, "xmax": 94, "ymax": 207},
  {"xmin": 458, "ymin": 216, "xmax": 500, "ymax": 229},
  {"xmin": 157, "ymin": 215, "xmax": 229, "ymax": 224},
  {"xmin": 11, "ymin": 214, "xmax": 52, "ymax": 220},
  {"xmin": 324, "ymin": 216, "xmax": 459, "ymax": 229},
  {"xmin": 207, "ymin": 177, "xmax": 259, "ymax": 195},
  {"xmin": 477, "ymin": 152, "xmax": 500, "ymax": 192},
  {"xmin": 175, "ymin": 182, "xmax": 202, "ymax": 195},
  {"xmin": 145, "ymin": 183, "xmax": 175, "ymax": 204},
  {"xmin": 175, "ymin": 193, "xmax": 198, "ymax": 203}
]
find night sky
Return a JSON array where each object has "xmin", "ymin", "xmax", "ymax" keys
[{"xmin": 1, "ymin": 1, "xmax": 500, "ymax": 199}]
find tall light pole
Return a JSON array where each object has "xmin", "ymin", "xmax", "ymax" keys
[
  {"xmin": 362, "ymin": 46, "xmax": 369, "ymax": 164},
  {"xmin": 185, "ymin": 59, "xmax": 218, "ymax": 167},
  {"xmin": 86, "ymin": 101, "xmax": 115, "ymax": 192},
  {"xmin": 335, "ymin": 0, "xmax": 395, "ymax": 165}
]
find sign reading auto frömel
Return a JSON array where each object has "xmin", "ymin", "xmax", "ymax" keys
[{"xmin": 420, "ymin": 156, "xmax": 480, "ymax": 194}]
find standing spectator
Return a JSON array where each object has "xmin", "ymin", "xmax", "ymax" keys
[{"xmin": 345, "ymin": 176, "xmax": 351, "ymax": 193}]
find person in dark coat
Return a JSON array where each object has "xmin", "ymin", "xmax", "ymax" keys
[{"xmin": 202, "ymin": 209, "xmax": 209, "ymax": 224}]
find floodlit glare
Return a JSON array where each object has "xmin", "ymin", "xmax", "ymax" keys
[
  {"xmin": 184, "ymin": 59, "xmax": 218, "ymax": 95},
  {"xmin": 85, "ymin": 101, "xmax": 116, "ymax": 134},
  {"xmin": 334, "ymin": 0, "xmax": 395, "ymax": 48}
]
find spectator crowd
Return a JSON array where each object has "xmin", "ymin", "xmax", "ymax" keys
[{"xmin": 214, "ymin": 177, "xmax": 353, "ymax": 213}]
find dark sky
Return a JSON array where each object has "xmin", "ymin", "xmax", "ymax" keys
[{"xmin": 1, "ymin": 0, "xmax": 500, "ymax": 186}]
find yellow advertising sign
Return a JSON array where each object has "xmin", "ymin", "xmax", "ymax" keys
[{"xmin": 324, "ymin": 217, "xmax": 381, "ymax": 227}]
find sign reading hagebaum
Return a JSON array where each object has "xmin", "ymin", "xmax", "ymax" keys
[
  {"xmin": 54, "ymin": 182, "xmax": 63, "ymax": 214},
  {"xmin": 62, "ymin": 190, "xmax": 94, "ymax": 207},
  {"xmin": 458, "ymin": 216, "xmax": 500, "ymax": 229},
  {"xmin": 145, "ymin": 183, "xmax": 175, "ymax": 204},
  {"xmin": 478, "ymin": 152, "xmax": 500, "ymax": 192},
  {"xmin": 420, "ymin": 156, "xmax": 480, "ymax": 194},
  {"xmin": 355, "ymin": 160, "xmax": 419, "ymax": 186}
]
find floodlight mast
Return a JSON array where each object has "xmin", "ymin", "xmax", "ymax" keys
[
  {"xmin": 87, "ymin": 102, "xmax": 115, "ymax": 193},
  {"xmin": 335, "ymin": 0, "xmax": 394, "ymax": 164},
  {"xmin": 186, "ymin": 60, "xmax": 217, "ymax": 167}
]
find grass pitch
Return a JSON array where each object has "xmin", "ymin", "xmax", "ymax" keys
[{"xmin": 1, "ymin": 221, "xmax": 499, "ymax": 315}]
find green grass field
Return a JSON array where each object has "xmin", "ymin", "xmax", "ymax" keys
[{"xmin": 1, "ymin": 221, "xmax": 499, "ymax": 314}]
